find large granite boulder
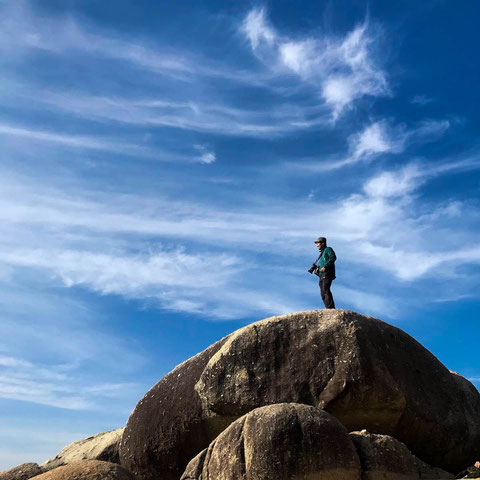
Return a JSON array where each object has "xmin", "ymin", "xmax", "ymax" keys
[
  {"xmin": 30, "ymin": 460, "xmax": 134, "ymax": 480},
  {"xmin": 350, "ymin": 430, "xmax": 453, "ymax": 479},
  {"xmin": 0, "ymin": 463, "xmax": 43, "ymax": 480},
  {"xmin": 119, "ymin": 338, "xmax": 234, "ymax": 480},
  {"xmin": 195, "ymin": 309, "xmax": 480, "ymax": 472},
  {"xmin": 181, "ymin": 403, "xmax": 361, "ymax": 480},
  {"xmin": 120, "ymin": 309, "xmax": 480, "ymax": 478},
  {"xmin": 41, "ymin": 428, "xmax": 124, "ymax": 471}
]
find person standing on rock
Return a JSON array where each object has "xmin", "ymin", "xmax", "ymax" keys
[{"xmin": 308, "ymin": 236, "xmax": 336, "ymax": 309}]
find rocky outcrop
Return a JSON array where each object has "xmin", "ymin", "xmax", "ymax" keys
[
  {"xmin": 41, "ymin": 428, "xmax": 124, "ymax": 471},
  {"xmin": 119, "ymin": 337, "xmax": 234, "ymax": 480},
  {"xmin": 30, "ymin": 460, "xmax": 134, "ymax": 480},
  {"xmin": 350, "ymin": 430, "xmax": 454, "ymax": 479},
  {"xmin": 448, "ymin": 371, "xmax": 480, "ymax": 468},
  {"xmin": 181, "ymin": 407, "xmax": 454, "ymax": 480},
  {"xmin": 120, "ymin": 309, "xmax": 480, "ymax": 478},
  {"xmin": 181, "ymin": 403, "xmax": 361, "ymax": 480},
  {"xmin": 0, "ymin": 463, "xmax": 43, "ymax": 480},
  {"xmin": 195, "ymin": 309, "xmax": 480, "ymax": 473}
]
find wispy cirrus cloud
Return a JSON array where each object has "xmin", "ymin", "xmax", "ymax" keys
[
  {"xmin": 0, "ymin": 0, "xmax": 270, "ymax": 88},
  {"xmin": 0, "ymin": 1, "xmax": 478, "ymax": 319},
  {"xmin": 0, "ymin": 248, "xmax": 241, "ymax": 295},
  {"xmin": 287, "ymin": 118, "xmax": 451, "ymax": 171},
  {"xmin": 308, "ymin": 120, "xmax": 401, "ymax": 170},
  {"xmin": 334, "ymin": 285, "xmax": 398, "ymax": 317},
  {"xmin": 0, "ymin": 121, "xmax": 227, "ymax": 164},
  {"xmin": 1, "ymin": 155, "xmax": 480, "ymax": 322},
  {"xmin": 0, "ymin": 2, "xmax": 387, "ymax": 138},
  {"xmin": 349, "ymin": 120, "xmax": 403, "ymax": 160},
  {"xmin": 0, "ymin": 0, "xmax": 199, "ymax": 82},
  {"xmin": 0, "ymin": 123, "xmax": 158, "ymax": 158},
  {"xmin": 242, "ymin": 8, "xmax": 277, "ymax": 50},
  {"xmin": 362, "ymin": 164, "xmax": 422, "ymax": 198},
  {"xmin": 0, "ymin": 354, "xmax": 137, "ymax": 410},
  {"xmin": 0, "ymin": 280, "xmax": 148, "ymax": 412},
  {"xmin": 22, "ymin": 91, "xmax": 328, "ymax": 137},
  {"xmin": 347, "ymin": 118, "xmax": 450, "ymax": 163},
  {"xmin": 242, "ymin": 7, "xmax": 389, "ymax": 119},
  {"xmin": 406, "ymin": 119, "xmax": 451, "ymax": 144},
  {"xmin": 193, "ymin": 144, "xmax": 216, "ymax": 164}
]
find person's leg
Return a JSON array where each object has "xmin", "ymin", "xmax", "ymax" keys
[{"xmin": 320, "ymin": 277, "xmax": 335, "ymax": 309}]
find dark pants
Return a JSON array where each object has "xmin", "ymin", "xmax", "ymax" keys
[{"xmin": 319, "ymin": 276, "xmax": 335, "ymax": 309}]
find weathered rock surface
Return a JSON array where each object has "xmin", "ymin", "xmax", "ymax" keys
[
  {"xmin": 120, "ymin": 309, "xmax": 480, "ymax": 478},
  {"xmin": 195, "ymin": 309, "xmax": 480, "ymax": 473},
  {"xmin": 181, "ymin": 403, "xmax": 361, "ymax": 480},
  {"xmin": 119, "ymin": 337, "xmax": 234, "ymax": 480},
  {"xmin": 30, "ymin": 460, "xmax": 134, "ymax": 480},
  {"xmin": 41, "ymin": 428, "xmax": 124, "ymax": 471},
  {"xmin": 0, "ymin": 463, "xmax": 43, "ymax": 480},
  {"xmin": 350, "ymin": 430, "xmax": 453, "ymax": 479}
]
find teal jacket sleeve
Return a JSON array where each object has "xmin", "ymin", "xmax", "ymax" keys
[{"xmin": 322, "ymin": 247, "xmax": 336, "ymax": 268}]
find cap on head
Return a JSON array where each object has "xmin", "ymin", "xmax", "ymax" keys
[{"xmin": 314, "ymin": 236, "xmax": 327, "ymax": 244}]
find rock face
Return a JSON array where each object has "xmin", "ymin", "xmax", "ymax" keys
[
  {"xmin": 181, "ymin": 403, "xmax": 361, "ymax": 480},
  {"xmin": 195, "ymin": 309, "xmax": 480, "ymax": 473},
  {"xmin": 30, "ymin": 460, "xmax": 134, "ymax": 480},
  {"xmin": 0, "ymin": 463, "xmax": 43, "ymax": 480},
  {"xmin": 350, "ymin": 430, "xmax": 454, "ymax": 480},
  {"xmin": 120, "ymin": 309, "xmax": 480, "ymax": 478},
  {"xmin": 41, "ymin": 428, "xmax": 124, "ymax": 471},
  {"xmin": 119, "ymin": 337, "xmax": 234, "ymax": 480}
]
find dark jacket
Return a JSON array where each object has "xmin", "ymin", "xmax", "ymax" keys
[{"xmin": 315, "ymin": 246, "xmax": 336, "ymax": 279}]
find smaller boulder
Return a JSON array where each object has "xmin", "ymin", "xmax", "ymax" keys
[
  {"xmin": 41, "ymin": 428, "xmax": 124, "ymax": 471},
  {"xmin": 350, "ymin": 430, "xmax": 454, "ymax": 479},
  {"xmin": 0, "ymin": 463, "xmax": 43, "ymax": 480},
  {"xmin": 181, "ymin": 403, "xmax": 361, "ymax": 480},
  {"xmin": 30, "ymin": 460, "xmax": 134, "ymax": 480}
]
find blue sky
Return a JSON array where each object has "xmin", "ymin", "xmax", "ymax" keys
[{"xmin": 1, "ymin": 0, "xmax": 480, "ymax": 470}]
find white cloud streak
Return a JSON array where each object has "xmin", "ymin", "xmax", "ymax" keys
[
  {"xmin": 242, "ymin": 8, "xmax": 389, "ymax": 119},
  {"xmin": 242, "ymin": 8, "xmax": 276, "ymax": 50},
  {"xmin": 0, "ymin": 248, "xmax": 241, "ymax": 295},
  {"xmin": 193, "ymin": 144, "xmax": 216, "ymax": 164},
  {"xmin": 363, "ymin": 165, "xmax": 422, "ymax": 198},
  {"xmin": 0, "ymin": 355, "xmax": 137, "ymax": 410},
  {"xmin": 0, "ymin": 0, "xmax": 197, "ymax": 82},
  {"xmin": 0, "ymin": 3, "xmax": 389, "ymax": 137},
  {"xmin": 0, "ymin": 2, "xmax": 478, "ymax": 319},
  {"xmin": 0, "ymin": 123, "xmax": 156, "ymax": 157},
  {"xmin": 287, "ymin": 118, "xmax": 451, "ymax": 171},
  {"xmin": 351, "ymin": 121, "xmax": 398, "ymax": 159},
  {"xmin": 4, "ymin": 89, "xmax": 329, "ymax": 138},
  {"xmin": 0, "ymin": 0, "xmax": 273, "ymax": 88},
  {"xmin": 334, "ymin": 285, "xmax": 398, "ymax": 317},
  {"xmin": 347, "ymin": 119, "xmax": 450, "ymax": 164},
  {"xmin": 0, "ymin": 155, "xmax": 480, "ymax": 322}
]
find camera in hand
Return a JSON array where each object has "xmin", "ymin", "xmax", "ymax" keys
[{"xmin": 308, "ymin": 264, "xmax": 319, "ymax": 276}]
